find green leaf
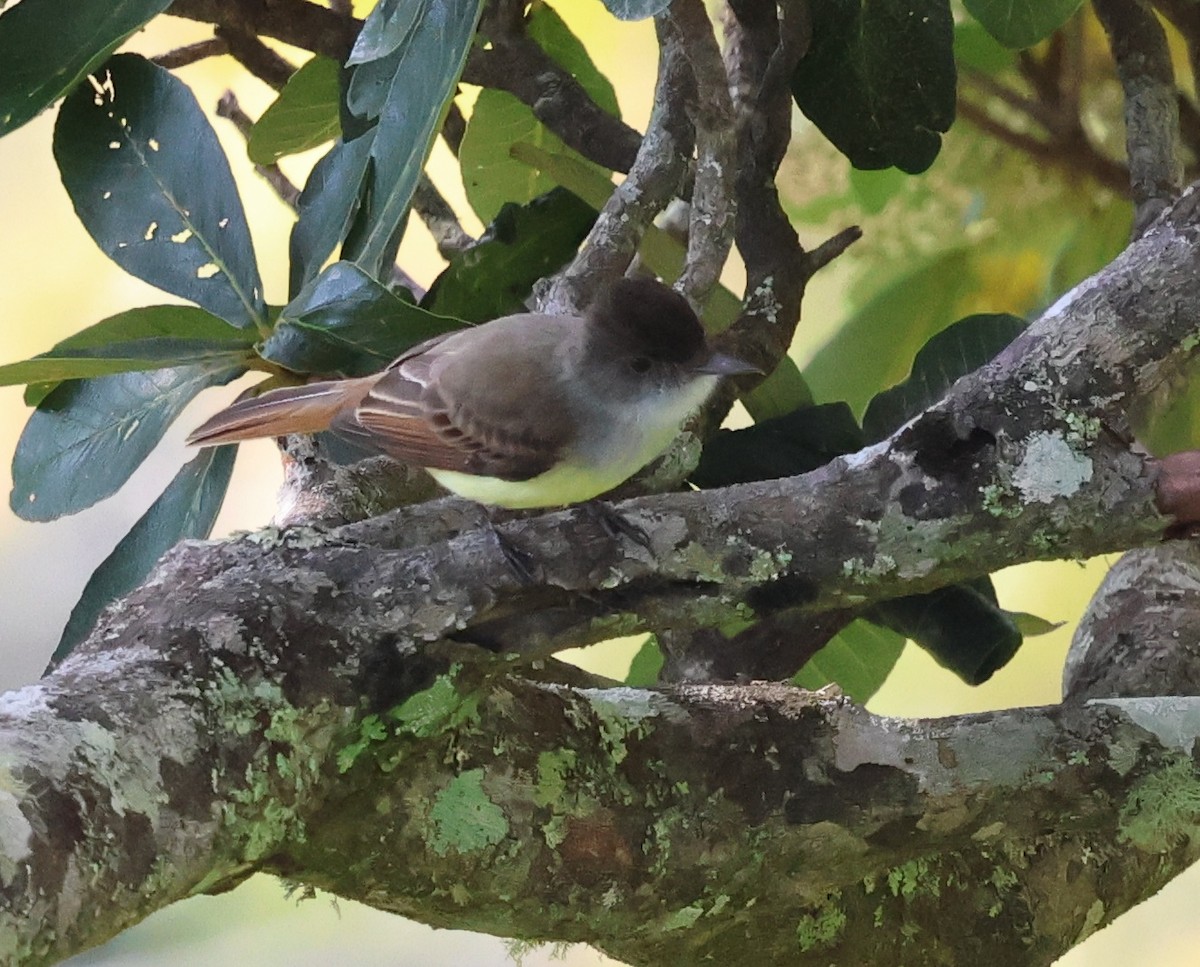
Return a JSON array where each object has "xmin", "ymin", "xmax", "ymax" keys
[
  {"xmin": 624, "ymin": 635, "xmax": 664, "ymax": 687},
  {"xmin": 963, "ymin": 0, "xmax": 1083, "ymax": 49},
  {"xmin": 423, "ymin": 188, "xmax": 595, "ymax": 322},
  {"xmin": 862, "ymin": 312, "xmax": 1026, "ymax": 442},
  {"xmin": 525, "ymin": 2, "xmax": 619, "ymax": 115},
  {"xmin": 742, "ymin": 358, "xmax": 815, "ymax": 421},
  {"xmin": 461, "ymin": 2, "xmax": 617, "ymax": 223},
  {"xmin": 460, "ymin": 89, "xmax": 574, "ymax": 224},
  {"xmin": 0, "ymin": 0, "xmax": 173, "ymax": 136},
  {"xmin": 953, "ymin": 19, "xmax": 1017, "ymax": 73},
  {"xmin": 248, "ymin": 56, "xmax": 342, "ymax": 165},
  {"xmin": 691, "ymin": 403, "xmax": 864, "ymax": 489},
  {"xmin": 18, "ymin": 305, "xmax": 254, "ymax": 404},
  {"xmin": 599, "ymin": 0, "xmax": 670, "ymax": 19},
  {"xmin": 791, "ymin": 0, "xmax": 956, "ymax": 173},
  {"xmin": 339, "ymin": 0, "xmax": 485, "ymax": 278},
  {"xmin": 804, "ymin": 246, "xmax": 976, "ymax": 417},
  {"xmin": 10, "ymin": 362, "xmax": 242, "ymax": 522},
  {"xmin": 48, "ymin": 445, "xmax": 236, "ymax": 669},
  {"xmin": 0, "ymin": 341, "xmax": 252, "ymax": 387},
  {"xmin": 1011, "ymin": 612, "xmax": 1065, "ymax": 637},
  {"xmin": 792, "ymin": 619, "xmax": 905, "ymax": 703},
  {"xmin": 348, "ymin": 0, "xmax": 423, "ymax": 65},
  {"xmin": 53, "ymin": 54, "xmax": 265, "ymax": 330},
  {"xmin": 289, "ymin": 133, "xmax": 375, "ymax": 298},
  {"xmin": 869, "ymin": 581, "xmax": 1023, "ymax": 685},
  {"xmin": 849, "ymin": 166, "xmax": 908, "ymax": 215},
  {"xmin": 263, "ymin": 261, "xmax": 463, "ymax": 376}
]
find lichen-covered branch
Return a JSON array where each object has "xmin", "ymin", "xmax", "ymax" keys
[
  {"xmin": 540, "ymin": 14, "xmax": 696, "ymax": 314},
  {"xmin": 1094, "ymin": 0, "xmax": 1184, "ymax": 231}
]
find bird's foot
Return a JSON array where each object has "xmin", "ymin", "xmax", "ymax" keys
[{"xmin": 583, "ymin": 500, "xmax": 652, "ymax": 551}]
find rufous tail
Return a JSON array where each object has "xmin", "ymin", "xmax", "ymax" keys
[{"xmin": 186, "ymin": 380, "xmax": 369, "ymax": 446}]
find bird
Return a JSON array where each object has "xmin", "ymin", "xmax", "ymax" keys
[{"xmin": 187, "ymin": 276, "xmax": 759, "ymax": 510}]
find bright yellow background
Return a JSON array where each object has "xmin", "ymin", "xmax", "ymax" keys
[{"xmin": 0, "ymin": 4, "xmax": 1194, "ymax": 965}]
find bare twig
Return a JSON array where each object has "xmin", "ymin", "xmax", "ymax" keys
[
  {"xmin": 412, "ymin": 176, "xmax": 474, "ymax": 259},
  {"xmin": 463, "ymin": 8, "xmax": 642, "ymax": 174},
  {"xmin": 152, "ymin": 36, "xmax": 228, "ymax": 69},
  {"xmin": 540, "ymin": 14, "xmax": 696, "ymax": 315},
  {"xmin": 956, "ymin": 96, "xmax": 1131, "ymax": 194},
  {"xmin": 215, "ymin": 91, "xmax": 301, "ymax": 209},
  {"xmin": 215, "ymin": 24, "xmax": 297, "ymax": 90},
  {"xmin": 170, "ymin": 0, "xmax": 358, "ymax": 62},
  {"xmin": 667, "ymin": 0, "xmax": 737, "ymax": 312},
  {"xmin": 1095, "ymin": 0, "xmax": 1184, "ymax": 233}
]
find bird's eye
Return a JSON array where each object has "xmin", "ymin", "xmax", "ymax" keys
[{"xmin": 630, "ymin": 356, "xmax": 652, "ymax": 374}]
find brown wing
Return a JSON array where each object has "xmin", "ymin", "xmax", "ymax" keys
[{"xmin": 338, "ymin": 316, "xmax": 580, "ymax": 481}]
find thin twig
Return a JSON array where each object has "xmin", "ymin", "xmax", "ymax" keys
[
  {"xmin": 1095, "ymin": 0, "xmax": 1184, "ymax": 234},
  {"xmin": 540, "ymin": 15, "xmax": 696, "ymax": 315},
  {"xmin": 216, "ymin": 91, "xmax": 301, "ymax": 209},
  {"xmin": 152, "ymin": 37, "xmax": 228, "ymax": 69},
  {"xmin": 956, "ymin": 97, "xmax": 1130, "ymax": 194},
  {"xmin": 170, "ymin": 0, "xmax": 358, "ymax": 62},
  {"xmin": 667, "ymin": 0, "xmax": 737, "ymax": 313},
  {"xmin": 412, "ymin": 176, "xmax": 474, "ymax": 259},
  {"xmin": 215, "ymin": 24, "xmax": 297, "ymax": 90},
  {"xmin": 463, "ymin": 7, "xmax": 642, "ymax": 174}
]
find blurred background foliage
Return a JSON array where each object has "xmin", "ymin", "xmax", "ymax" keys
[{"xmin": 2, "ymin": 0, "xmax": 1200, "ymax": 964}]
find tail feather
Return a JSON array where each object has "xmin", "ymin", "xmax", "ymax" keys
[{"xmin": 186, "ymin": 381, "xmax": 360, "ymax": 446}]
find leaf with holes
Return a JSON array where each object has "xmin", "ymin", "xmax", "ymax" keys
[
  {"xmin": 48, "ymin": 444, "xmax": 237, "ymax": 669},
  {"xmin": 54, "ymin": 53, "xmax": 265, "ymax": 329},
  {"xmin": 248, "ymin": 55, "xmax": 342, "ymax": 165},
  {"xmin": 10, "ymin": 362, "xmax": 242, "ymax": 521},
  {"xmin": 791, "ymin": 0, "xmax": 955, "ymax": 173},
  {"xmin": 0, "ymin": 0, "xmax": 173, "ymax": 135}
]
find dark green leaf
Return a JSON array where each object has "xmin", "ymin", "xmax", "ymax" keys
[
  {"xmin": 869, "ymin": 581, "xmax": 1022, "ymax": 685},
  {"xmin": 862, "ymin": 312, "xmax": 1026, "ymax": 442},
  {"xmin": 743, "ymin": 358, "xmax": 815, "ymax": 421},
  {"xmin": 248, "ymin": 56, "xmax": 342, "ymax": 165},
  {"xmin": 10, "ymin": 362, "xmax": 242, "ymax": 521},
  {"xmin": 0, "ymin": 0, "xmax": 173, "ymax": 135},
  {"xmin": 423, "ymin": 189, "xmax": 595, "ymax": 322},
  {"xmin": 691, "ymin": 403, "xmax": 864, "ymax": 489},
  {"xmin": 348, "ymin": 0, "xmax": 422, "ymax": 65},
  {"xmin": 54, "ymin": 54, "xmax": 265, "ymax": 329},
  {"xmin": 19, "ymin": 305, "xmax": 254, "ymax": 405},
  {"xmin": 791, "ymin": 0, "xmax": 956, "ymax": 173},
  {"xmin": 953, "ymin": 19, "xmax": 1017, "ymax": 73},
  {"xmin": 0, "ymin": 340, "xmax": 252, "ymax": 387},
  {"xmin": 48, "ymin": 445, "xmax": 236, "ymax": 669},
  {"xmin": 599, "ymin": 0, "xmax": 671, "ymax": 19},
  {"xmin": 963, "ymin": 0, "xmax": 1083, "ymax": 49},
  {"xmin": 289, "ymin": 134, "xmax": 375, "ymax": 298},
  {"xmin": 263, "ymin": 261, "xmax": 463, "ymax": 376},
  {"xmin": 340, "ymin": 0, "xmax": 484, "ymax": 278},
  {"xmin": 792, "ymin": 619, "xmax": 905, "ymax": 703},
  {"xmin": 804, "ymin": 246, "xmax": 976, "ymax": 416},
  {"xmin": 624, "ymin": 636, "xmax": 664, "ymax": 687}
]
